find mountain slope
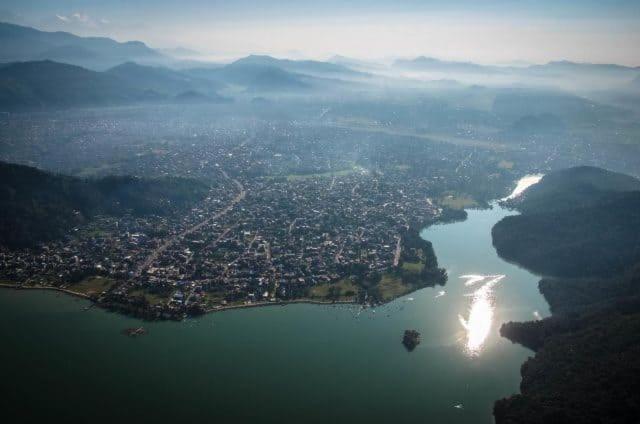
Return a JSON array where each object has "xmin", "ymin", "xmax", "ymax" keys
[
  {"xmin": 493, "ymin": 191, "xmax": 640, "ymax": 278},
  {"xmin": 231, "ymin": 55, "xmax": 365, "ymax": 78},
  {"xmin": 187, "ymin": 62, "xmax": 315, "ymax": 93},
  {"xmin": 106, "ymin": 62, "xmax": 225, "ymax": 96},
  {"xmin": 0, "ymin": 161, "xmax": 209, "ymax": 248},
  {"xmin": 0, "ymin": 60, "xmax": 155, "ymax": 108},
  {"xmin": 0, "ymin": 60, "xmax": 231, "ymax": 109},
  {"xmin": 393, "ymin": 56, "xmax": 500, "ymax": 74},
  {"xmin": 493, "ymin": 167, "xmax": 640, "ymax": 423},
  {"xmin": 0, "ymin": 21, "xmax": 164, "ymax": 70},
  {"xmin": 493, "ymin": 166, "xmax": 640, "ymax": 278},
  {"xmin": 506, "ymin": 166, "xmax": 640, "ymax": 214}
]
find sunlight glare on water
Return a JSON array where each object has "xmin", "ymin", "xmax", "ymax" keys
[
  {"xmin": 458, "ymin": 275, "xmax": 505, "ymax": 357},
  {"xmin": 502, "ymin": 174, "xmax": 544, "ymax": 200}
]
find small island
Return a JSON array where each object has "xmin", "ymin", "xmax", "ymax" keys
[{"xmin": 402, "ymin": 330, "xmax": 421, "ymax": 351}]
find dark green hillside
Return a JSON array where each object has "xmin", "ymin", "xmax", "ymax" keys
[
  {"xmin": 496, "ymin": 303, "xmax": 640, "ymax": 424},
  {"xmin": 0, "ymin": 161, "xmax": 209, "ymax": 248},
  {"xmin": 493, "ymin": 166, "xmax": 640, "ymax": 423},
  {"xmin": 493, "ymin": 191, "xmax": 640, "ymax": 278},
  {"xmin": 508, "ymin": 166, "xmax": 640, "ymax": 214},
  {"xmin": 497, "ymin": 266, "xmax": 640, "ymax": 424}
]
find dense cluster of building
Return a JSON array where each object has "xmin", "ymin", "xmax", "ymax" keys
[{"xmin": 0, "ymin": 111, "xmax": 520, "ymax": 319}]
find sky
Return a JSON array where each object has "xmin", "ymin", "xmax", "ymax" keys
[{"xmin": 1, "ymin": 0, "xmax": 639, "ymax": 65}]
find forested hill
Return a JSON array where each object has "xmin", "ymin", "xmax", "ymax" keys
[
  {"xmin": 0, "ymin": 161, "xmax": 209, "ymax": 248},
  {"xmin": 493, "ymin": 191, "xmax": 640, "ymax": 278},
  {"xmin": 493, "ymin": 166, "xmax": 640, "ymax": 278},
  {"xmin": 506, "ymin": 165, "xmax": 640, "ymax": 214},
  {"xmin": 493, "ymin": 167, "xmax": 640, "ymax": 423}
]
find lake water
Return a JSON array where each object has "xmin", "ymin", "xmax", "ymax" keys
[{"xmin": 0, "ymin": 184, "xmax": 549, "ymax": 423}]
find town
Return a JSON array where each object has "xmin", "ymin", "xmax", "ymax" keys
[{"xmin": 0, "ymin": 113, "xmax": 520, "ymax": 319}]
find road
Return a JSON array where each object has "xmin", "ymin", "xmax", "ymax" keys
[
  {"xmin": 393, "ymin": 236, "xmax": 402, "ymax": 267},
  {"xmin": 134, "ymin": 170, "xmax": 246, "ymax": 278}
]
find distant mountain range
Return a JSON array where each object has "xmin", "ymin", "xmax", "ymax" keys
[
  {"xmin": 105, "ymin": 62, "xmax": 225, "ymax": 96},
  {"xmin": 0, "ymin": 56, "xmax": 361, "ymax": 110},
  {"xmin": 0, "ymin": 60, "xmax": 229, "ymax": 109},
  {"xmin": 394, "ymin": 56, "xmax": 498, "ymax": 74},
  {"xmin": 1, "ymin": 21, "xmax": 638, "ymax": 110},
  {"xmin": 0, "ymin": 21, "xmax": 165, "ymax": 70},
  {"xmin": 185, "ymin": 55, "xmax": 367, "ymax": 93},
  {"xmin": 0, "ymin": 22, "xmax": 371, "ymax": 108},
  {"xmin": 0, "ymin": 60, "xmax": 153, "ymax": 108},
  {"xmin": 229, "ymin": 55, "xmax": 366, "ymax": 78},
  {"xmin": 394, "ymin": 56, "xmax": 640, "ymax": 79}
]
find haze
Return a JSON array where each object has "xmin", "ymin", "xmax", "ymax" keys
[{"xmin": 2, "ymin": 0, "xmax": 640, "ymax": 65}]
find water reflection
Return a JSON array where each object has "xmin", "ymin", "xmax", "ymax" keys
[
  {"xmin": 458, "ymin": 275, "xmax": 504, "ymax": 356},
  {"xmin": 502, "ymin": 174, "xmax": 543, "ymax": 200}
]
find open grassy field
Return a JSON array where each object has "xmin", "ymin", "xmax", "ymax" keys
[
  {"xmin": 401, "ymin": 261, "xmax": 424, "ymax": 273},
  {"xmin": 376, "ymin": 273, "xmax": 414, "ymax": 302},
  {"xmin": 497, "ymin": 160, "xmax": 514, "ymax": 169},
  {"xmin": 438, "ymin": 193, "xmax": 477, "ymax": 210},
  {"xmin": 327, "ymin": 121, "xmax": 512, "ymax": 151},
  {"xmin": 286, "ymin": 168, "xmax": 355, "ymax": 181},
  {"xmin": 308, "ymin": 278, "xmax": 358, "ymax": 300},
  {"xmin": 69, "ymin": 276, "xmax": 116, "ymax": 296},
  {"xmin": 128, "ymin": 289, "xmax": 168, "ymax": 306}
]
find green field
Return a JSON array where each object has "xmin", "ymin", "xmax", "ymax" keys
[
  {"xmin": 375, "ymin": 273, "xmax": 414, "ymax": 302},
  {"xmin": 129, "ymin": 289, "xmax": 168, "ymax": 306},
  {"xmin": 438, "ymin": 193, "xmax": 477, "ymax": 210},
  {"xmin": 308, "ymin": 278, "xmax": 358, "ymax": 300},
  {"xmin": 401, "ymin": 261, "xmax": 424, "ymax": 273},
  {"xmin": 285, "ymin": 168, "xmax": 355, "ymax": 181},
  {"xmin": 69, "ymin": 276, "xmax": 116, "ymax": 296}
]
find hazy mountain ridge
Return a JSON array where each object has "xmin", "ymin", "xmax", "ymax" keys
[
  {"xmin": 0, "ymin": 60, "xmax": 154, "ymax": 108},
  {"xmin": 106, "ymin": 61, "xmax": 226, "ymax": 97},
  {"xmin": 394, "ymin": 56, "xmax": 502, "ymax": 73},
  {"xmin": 231, "ymin": 54, "xmax": 368, "ymax": 78},
  {"xmin": 394, "ymin": 56, "xmax": 640, "ymax": 77},
  {"xmin": 185, "ymin": 56, "xmax": 367, "ymax": 93},
  {"xmin": 0, "ymin": 22, "xmax": 164, "ymax": 70},
  {"xmin": 0, "ymin": 60, "xmax": 231, "ymax": 109}
]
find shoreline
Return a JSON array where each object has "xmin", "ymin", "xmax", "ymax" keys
[
  {"xmin": 0, "ymin": 283, "xmax": 91, "ymax": 300},
  {"xmin": 205, "ymin": 298, "xmax": 357, "ymax": 314},
  {"xmin": 0, "ymin": 282, "xmax": 358, "ymax": 317}
]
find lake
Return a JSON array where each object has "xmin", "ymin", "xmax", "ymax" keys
[{"xmin": 0, "ymin": 182, "xmax": 549, "ymax": 423}]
